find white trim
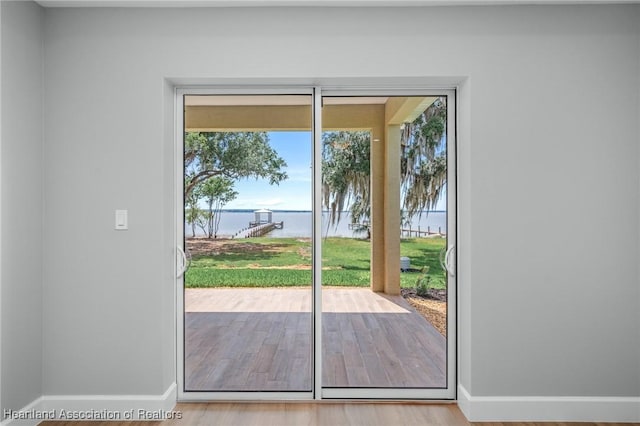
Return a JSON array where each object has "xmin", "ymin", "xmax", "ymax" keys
[
  {"xmin": 444, "ymin": 89, "xmax": 457, "ymax": 398},
  {"xmin": 0, "ymin": 397, "xmax": 44, "ymax": 426},
  {"xmin": 178, "ymin": 392, "xmax": 313, "ymax": 401},
  {"xmin": 321, "ymin": 88, "xmax": 456, "ymax": 98},
  {"xmin": 34, "ymin": 0, "xmax": 640, "ymax": 8},
  {"xmin": 176, "ymin": 87, "xmax": 314, "ymax": 96},
  {"xmin": 312, "ymin": 87, "xmax": 323, "ymax": 400},
  {"xmin": 175, "ymin": 87, "xmax": 316, "ymax": 401},
  {"xmin": 40, "ymin": 383, "xmax": 177, "ymax": 421},
  {"xmin": 319, "ymin": 88, "xmax": 456, "ymax": 400},
  {"xmin": 1, "ymin": 384, "xmax": 176, "ymax": 425},
  {"xmin": 174, "ymin": 84, "xmax": 459, "ymax": 401},
  {"xmin": 322, "ymin": 388, "xmax": 456, "ymax": 400},
  {"xmin": 455, "ymin": 78, "xmax": 471, "ymax": 409},
  {"xmin": 0, "ymin": 0, "xmax": 3, "ymax": 415},
  {"xmin": 457, "ymin": 385, "xmax": 640, "ymax": 422},
  {"xmin": 456, "ymin": 385, "xmax": 471, "ymax": 417},
  {"xmin": 175, "ymin": 88, "xmax": 186, "ymax": 401},
  {"xmin": 168, "ymin": 77, "xmax": 466, "ymax": 90}
]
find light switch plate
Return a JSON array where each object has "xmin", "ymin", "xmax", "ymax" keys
[{"xmin": 115, "ymin": 209, "xmax": 128, "ymax": 230}]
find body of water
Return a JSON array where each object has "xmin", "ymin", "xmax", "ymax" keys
[{"xmin": 185, "ymin": 211, "xmax": 447, "ymax": 238}]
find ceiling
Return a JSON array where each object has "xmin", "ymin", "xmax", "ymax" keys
[{"xmin": 34, "ymin": 0, "xmax": 640, "ymax": 7}]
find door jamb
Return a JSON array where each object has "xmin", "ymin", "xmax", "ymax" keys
[{"xmin": 174, "ymin": 86, "xmax": 458, "ymax": 402}]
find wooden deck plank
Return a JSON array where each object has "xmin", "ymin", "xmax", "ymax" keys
[
  {"xmin": 361, "ymin": 353, "xmax": 391, "ymax": 386},
  {"xmin": 323, "ymin": 353, "xmax": 349, "ymax": 387},
  {"xmin": 185, "ymin": 288, "xmax": 446, "ymax": 391}
]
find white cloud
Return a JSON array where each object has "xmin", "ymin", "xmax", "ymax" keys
[
  {"xmin": 285, "ymin": 166, "xmax": 313, "ymax": 182},
  {"xmin": 259, "ymin": 198, "xmax": 285, "ymax": 207},
  {"xmin": 229, "ymin": 197, "xmax": 284, "ymax": 208}
]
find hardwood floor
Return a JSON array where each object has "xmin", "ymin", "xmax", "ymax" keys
[
  {"xmin": 185, "ymin": 288, "xmax": 446, "ymax": 391},
  {"xmin": 39, "ymin": 402, "xmax": 468, "ymax": 426},
  {"xmin": 34, "ymin": 289, "xmax": 639, "ymax": 426},
  {"xmin": 38, "ymin": 403, "xmax": 640, "ymax": 426}
]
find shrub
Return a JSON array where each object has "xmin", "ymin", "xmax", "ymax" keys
[{"xmin": 415, "ymin": 266, "xmax": 432, "ymax": 297}]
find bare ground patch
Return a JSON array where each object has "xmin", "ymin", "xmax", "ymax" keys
[
  {"xmin": 401, "ymin": 288, "xmax": 447, "ymax": 337},
  {"xmin": 186, "ymin": 237, "xmax": 292, "ymax": 257}
]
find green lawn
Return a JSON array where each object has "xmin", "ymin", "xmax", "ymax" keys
[{"xmin": 185, "ymin": 236, "xmax": 447, "ymax": 289}]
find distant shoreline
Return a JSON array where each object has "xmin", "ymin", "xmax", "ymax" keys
[
  {"xmin": 195, "ymin": 209, "xmax": 448, "ymax": 214},
  {"xmin": 185, "ymin": 210, "xmax": 447, "ymax": 238}
]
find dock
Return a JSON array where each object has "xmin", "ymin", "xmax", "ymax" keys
[
  {"xmin": 233, "ymin": 221, "xmax": 284, "ymax": 238},
  {"xmin": 401, "ymin": 225, "xmax": 445, "ymax": 238}
]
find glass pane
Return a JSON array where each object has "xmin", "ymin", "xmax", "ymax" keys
[
  {"xmin": 183, "ymin": 94, "xmax": 313, "ymax": 392},
  {"xmin": 321, "ymin": 96, "xmax": 449, "ymax": 388}
]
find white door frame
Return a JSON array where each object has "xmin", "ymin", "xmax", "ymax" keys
[
  {"xmin": 175, "ymin": 86, "xmax": 457, "ymax": 402},
  {"xmin": 175, "ymin": 87, "xmax": 315, "ymax": 401},
  {"xmin": 318, "ymin": 88, "xmax": 457, "ymax": 400}
]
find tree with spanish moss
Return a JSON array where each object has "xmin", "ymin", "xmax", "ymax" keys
[
  {"xmin": 322, "ymin": 97, "xmax": 447, "ymax": 233},
  {"xmin": 322, "ymin": 131, "xmax": 371, "ymax": 231},
  {"xmin": 400, "ymin": 97, "xmax": 447, "ymax": 218}
]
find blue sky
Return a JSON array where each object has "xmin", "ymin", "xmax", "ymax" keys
[
  {"xmin": 225, "ymin": 131, "xmax": 313, "ymax": 210},
  {"xmin": 224, "ymin": 131, "xmax": 447, "ymax": 211}
]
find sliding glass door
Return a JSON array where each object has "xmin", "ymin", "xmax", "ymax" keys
[
  {"xmin": 178, "ymin": 92, "xmax": 314, "ymax": 396},
  {"xmin": 176, "ymin": 88, "xmax": 456, "ymax": 401},
  {"xmin": 319, "ymin": 92, "xmax": 456, "ymax": 399}
]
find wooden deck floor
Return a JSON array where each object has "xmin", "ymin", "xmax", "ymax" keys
[{"xmin": 185, "ymin": 288, "xmax": 446, "ymax": 392}]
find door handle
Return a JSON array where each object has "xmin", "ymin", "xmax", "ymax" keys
[
  {"xmin": 177, "ymin": 245, "xmax": 188, "ymax": 278},
  {"xmin": 444, "ymin": 244, "xmax": 455, "ymax": 277}
]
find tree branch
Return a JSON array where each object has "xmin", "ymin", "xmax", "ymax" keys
[{"xmin": 185, "ymin": 170, "xmax": 224, "ymax": 198}]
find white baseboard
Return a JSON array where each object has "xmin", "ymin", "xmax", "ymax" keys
[
  {"xmin": 458, "ymin": 384, "xmax": 640, "ymax": 422},
  {"xmin": 1, "ymin": 396, "xmax": 44, "ymax": 426},
  {"xmin": 1, "ymin": 383, "xmax": 177, "ymax": 424}
]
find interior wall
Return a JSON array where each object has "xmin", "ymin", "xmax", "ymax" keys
[
  {"xmin": 41, "ymin": 5, "xmax": 640, "ymax": 398},
  {"xmin": 637, "ymin": 24, "xmax": 640, "ymax": 390},
  {"xmin": 0, "ymin": 0, "xmax": 44, "ymax": 413}
]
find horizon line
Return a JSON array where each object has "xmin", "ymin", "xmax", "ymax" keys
[{"xmin": 198, "ymin": 208, "xmax": 448, "ymax": 213}]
